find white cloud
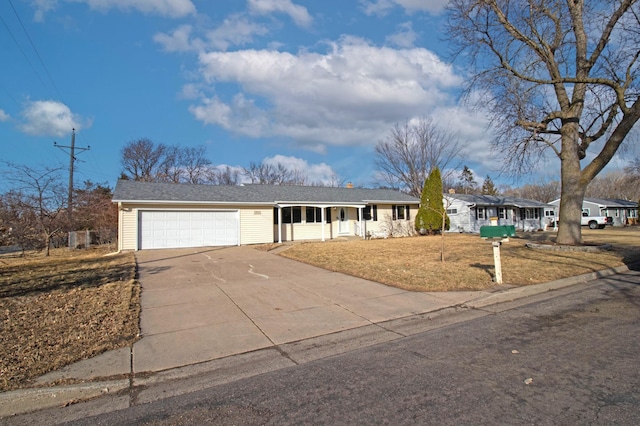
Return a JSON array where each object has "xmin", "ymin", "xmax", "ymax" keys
[
  {"xmin": 248, "ymin": 0, "xmax": 313, "ymax": 28},
  {"xmin": 359, "ymin": 0, "xmax": 394, "ymax": 16},
  {"xmin": 386, "ymin": 21, "xmax": 418, "ymax": 48},
  {"xmin": 189, "ymin": 37, "xmax": 462, "ymax": 151},
  {"xmin": 32, "ymin": 0, "xmax": 57, "ymax": 22},
  {"xmin": 20, "ymin": 100, "xmax": 90, "ymax": 137},
  {"xmin": 33, "ymin": 0, "xmax": 196, "ymax": 21},
  {"xmin": 206, "ymin": 14, "xmax": 270, "ymax": 51},
  {"xmin": 263, "ymin": 155, "xmax": 337, "ymax": 184},
  {"xmin": 430, "ymin": 103, "xmax": 497, "ymax": 171},
  {"xmin": 154, "ymin": 15, "xmax": 270, "ymax": 53},
  {"xmin": 0, "ymin": 109, "xmax": 10, "ymax": 122},
  {"xmin": 360, "ymin": 0, "xmax": 448, "ymax": 16},
  {"xmin": 179, "ymin": 83, "xmax": 202, "ymax": 99},
  {"xmin": 154, "ymin": 25, "xmax": 203, "ymax": 53}
]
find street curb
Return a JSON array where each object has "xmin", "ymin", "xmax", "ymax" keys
[
  {"xmin": 2, "ymin": 262, "xmax": 638, "ymax": 419},
  {"xmin": 0, "ymin": 379, "xmax": 129, "ymax": 418},
  {"xmin": 464, "ymin": 263, "xmax": 637, "ymax": 309}
]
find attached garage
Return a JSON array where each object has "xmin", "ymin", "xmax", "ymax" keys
[{"xmin": 139, "ymin": 210, "xmax": 239, "ymax": 249}]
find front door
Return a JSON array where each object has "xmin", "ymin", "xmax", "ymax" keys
[{"xmin": 338, "ymin": 207, "xmax": 349, "ymax": 234}]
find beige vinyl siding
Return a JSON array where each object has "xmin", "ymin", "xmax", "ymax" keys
[
  {"xmin": 239, "ymin": 207, "xmax": 273, "ymax": 245},
  {"xmin": 290, "ymin": 223, "xmax": 329, "ymax": 241},
  {"xmin": 119, "ymin": 205, "xmax": 138, "ymax": 251}
]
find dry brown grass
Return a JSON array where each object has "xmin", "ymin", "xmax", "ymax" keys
[
  {"xmin": 0, "ymin": 247, "xmax": 140, "ymax": 392},
  {"xmin": 279, "ymin": 227, "xmax": 640, "ymax": 292}
]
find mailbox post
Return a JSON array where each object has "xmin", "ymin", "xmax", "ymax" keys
[{"xmin": 480, "ymin": 225, "xmax": 516, "ymax": 284}]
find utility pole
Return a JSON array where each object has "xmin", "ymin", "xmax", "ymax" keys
[{"xmin": 54, "ymin": 128, "xmax": 90, "ymax": 229}]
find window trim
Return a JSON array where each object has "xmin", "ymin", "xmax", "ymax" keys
[
  {"xmin": 391, "ymin": 204, "xmax": 410, "ymax": 221},
  {"xmin": 305, "ymin": 206, "xmax": 322, "ymax": 223},
  {"xmin": 277, "ymin": 206, "xmax": 303, "ymax": 224},
  {"xmin": 477, "ymin": 207, "xmax": 486, "ymax": 220},
  {"xmin": 359, "ymin": 205, "xmax": 377, "ymax": 221}
]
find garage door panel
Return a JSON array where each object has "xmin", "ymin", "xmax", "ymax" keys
[{"xmin": 139, "ymin": 211, "xmax": 239, "ymax": 249}]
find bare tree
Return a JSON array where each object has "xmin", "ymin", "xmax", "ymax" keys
[
  {"xmin": 1, "ymin": 163, "xmax": 67, "ymax": 255},
  {"xmin": 178, "ymin": 146, "xmax": 213, "ymax": 184},
  {"xmin": 156, "ymin": 145, "xmax": 182, "ymax": 183},
  {"xmin": 120, "ymin": 138, "xmax": 167, "ymax": 182},
  {"xmin": 502, "ymin": 180, "xmax": 560, "ymax": 203},
  {"xmin": 208, "ymin": 165, "xmax": 241, "ymax": 185},
  {"xmin": 243, "ymin": 161, "xmax": 308, "ymax": 185},
  {"xmin": 73, "ymin": 181, "xmax": 118, "ymax": 244},
  {"xmin": 625, "ymin": 157, "xmax": 640, "ymax": 176},
  {"xmin": 585, "ymin": 171, "xmax": 640, "ymax": 200},
  {"xmin": 120, "ymin": 139, "xmax": 214, "ymax": 184},
  {"xmin": 375, "ymin": 117, "xmax": 463, "ymax": 197},
  {"xmin": 312, "ymin": 173, "xmax": 346, "ymax": 188},
  {"xmin": 447, "ymin": 0, "xmax": 640, "ymax": 244}
]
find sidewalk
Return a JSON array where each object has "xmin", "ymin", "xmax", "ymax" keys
[{"xmin": 0, "ymin": 253, "xmax": 636, "ymax": 420}]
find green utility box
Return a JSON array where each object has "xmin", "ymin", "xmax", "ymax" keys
[{"xmin": 480, "ymin": 225, "xmax": 516, "ymax": 239}]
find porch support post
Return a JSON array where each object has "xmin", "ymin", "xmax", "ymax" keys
[
  {"xmin": 358, "ymin": 206, "xmax": 364, "ymax": 239},
  {"xmin": 321, "ymin": 206, "xmax": 326, "ymax": 242},
  {"xmin": 278, "ymin": 206, "xmax": 282, "ymax": 243}
]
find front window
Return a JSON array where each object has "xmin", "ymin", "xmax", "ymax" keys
[
  {"xmin": 392, "ymin": 205, "xmax": 410, "ymax": 221},
  {"xmin": 498, "ymin": 208, "xmax": 505, "ymax": 219},
  {"xmin": 279, "ymin": 206, "xmax": 302, "ymax": 224},
  {"xmin": 477, "ymin": 207, "xmax": 485, "ymax": 220},
  {"xmin": 357, "ymin": 205, "xmax": 378, "ymax": 221},
  {"xmin": 305, "ymin": 206, "xmax": 322, "ymax": 223},
  {"xmin": 446, "ymin": 208, "xmax": 457, "ymax": 215}
]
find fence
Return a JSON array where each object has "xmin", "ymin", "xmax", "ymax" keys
[{"xmin": 68, "ymin": 229, "xmax": 117, "ymax": 249}]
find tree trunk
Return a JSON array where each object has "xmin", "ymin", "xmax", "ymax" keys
[
  {"xmin": 440, "ymin": 212, "xmax": 445, "ymax": 262},
  {"xmin": 556, "ymin": 130, "xmax": 586, "ymax": 245},
  {"xmin": 44, "ymin": 233, "xmax": 51, "ymax": 257}
]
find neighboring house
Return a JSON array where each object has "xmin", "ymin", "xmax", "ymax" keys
[
  {"xmin": 444, "ymin": 193, "xmax": 555, "ymax": 233},
  {"xmin": 549, "ymin": 198, "xmax": 639, "ymax": 226},
  {"xmin": 112, "ymin": 180, "xmax": 419, "ymax": 250}
]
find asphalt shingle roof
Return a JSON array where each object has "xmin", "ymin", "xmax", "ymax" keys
[
  {"xmin": 583, "ymin": 198, "xmax": 638, "ymax": 208},
  {"xmin": 444, "ymin": 193, "xmax": 552, "ymax": 208},
  {"xmin": 112, "ymin": 180, "xmax": 419, "ymax": 205}
]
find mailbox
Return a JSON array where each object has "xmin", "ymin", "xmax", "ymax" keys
[{"xmin": 480, "ymin": 225, "xmax": 516, "ymax": 239}]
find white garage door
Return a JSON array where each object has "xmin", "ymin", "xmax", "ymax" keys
[{"xmin": 139, "ymin": 210, "xmax": 239, "ymax": 249}]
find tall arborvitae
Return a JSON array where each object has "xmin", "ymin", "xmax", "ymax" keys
[{"xmin": 415, "ymin": 167, "xmax": 449, "ymax": 234}]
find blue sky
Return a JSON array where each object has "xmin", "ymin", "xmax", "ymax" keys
[{"xmin": 0, "ymin": 0, "xmax": 632, "ymax": 189}]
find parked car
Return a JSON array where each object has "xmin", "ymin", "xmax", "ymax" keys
[
  {"xmin": 580, "ymin": 213, "xmax": 612, "ymax": 229},
  {"xmin": 551, "ymin": 213, "xmax": 612, "ymax": 229}
]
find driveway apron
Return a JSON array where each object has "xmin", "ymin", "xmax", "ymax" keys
[{"xmin": 132, "ymin": 246, "xmax": 458, "ymax": 373}]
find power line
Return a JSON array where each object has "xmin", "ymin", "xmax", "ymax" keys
[
  {"xmin": 7, "ymin": 0, "xmax": 65, "ymax": 102},
  {"xmin": 0, "ymin": 12, "xmax": 48, "ymax": 92}
]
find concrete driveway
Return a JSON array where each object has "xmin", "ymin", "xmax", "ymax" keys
[{"xmin": 132, "ymin": 246, "xmax": 476, "ymax": 373}]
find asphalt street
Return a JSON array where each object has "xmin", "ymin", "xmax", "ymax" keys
[{"xmin": 58, "ymin": 271, "xmax": 640, "ymax": 425}]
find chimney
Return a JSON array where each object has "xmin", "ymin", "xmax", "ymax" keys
[
  {"xmin": 448, "ymin": 188, "xmax": 456, "ymax": 194},
  {"xmin": 346, "ymin": 182, "xmax": 354, "ymax": 189}
]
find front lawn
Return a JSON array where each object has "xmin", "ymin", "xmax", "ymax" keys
[
  {"xmin": 0, "ymin": 247, "xmax": 140, "ymax": 392},
  {"xmin": 278, "ymin": 228, "xmax": 640, "ymax": 292}
]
